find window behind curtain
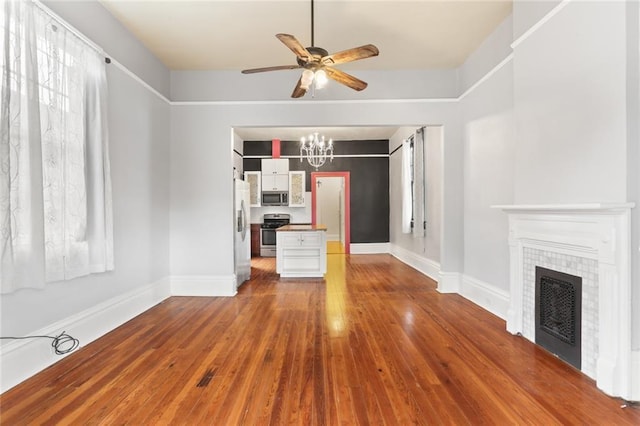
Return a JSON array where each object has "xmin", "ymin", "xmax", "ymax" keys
[
  {"xmin": 0, "ymin": 0, "xmax": 113, "ymax": 293},
  {"xmin": 401, "ymin": 128, "xmax": 426, "ymax": 237}
]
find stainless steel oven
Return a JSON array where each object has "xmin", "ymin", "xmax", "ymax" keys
[{"xmin": 260, "ymin": 213, "xmax": 290, "ymax": 257}]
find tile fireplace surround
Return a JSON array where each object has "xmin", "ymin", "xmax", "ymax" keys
[{"xmin": 494, "ymin": 203, "xmax": 636, "ymax": 401}]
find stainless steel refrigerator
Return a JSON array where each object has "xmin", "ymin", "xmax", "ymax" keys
[{"xmin": 234, "ymin": 179, "xmax": 251, "ymax": 288}]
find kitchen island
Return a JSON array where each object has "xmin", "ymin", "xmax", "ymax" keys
[{"xmin": 276, "ymin": 225, "xmax": 327, "ymax": 278}]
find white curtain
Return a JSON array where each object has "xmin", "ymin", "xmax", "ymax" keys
[
  {"xmin": 412, "ymin": 128, "xmax": 425, "ymax": 238},
  {"xmin": 400, "ymin": 128, "xmax": 426, "ymax": 237},
  {"xmin": 0, "ymin": 0, "xmax": 46, "ymax": 292},
  {"xmin": 0, "ymin": 0, "xmax": 113, "ymax": 293},
  {"xmin": 401, "ymin": 137, "xmax": 412, "ymax": 234}
]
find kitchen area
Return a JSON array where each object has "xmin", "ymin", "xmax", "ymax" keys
[
  {"xmin": 234, "ymin": 131, "xmax": 392, "ymax": 281},
  {"xmin": 244, "ymin": 154, "xmax": 327, "ymax": 278}
]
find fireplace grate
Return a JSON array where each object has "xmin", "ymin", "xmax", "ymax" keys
[
  {"xmin": 539, "ymin": 276, "xmax": 576, "ymax": 345},
  {"xmin": 535, "ymin": 266, "xmax": 582, "ymax": 370}
]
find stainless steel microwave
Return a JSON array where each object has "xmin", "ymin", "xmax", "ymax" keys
[{"xmin": 262, "ymin": 191, "xmax": 289, "ymax": 206}]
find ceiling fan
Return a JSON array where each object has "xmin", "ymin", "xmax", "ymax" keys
[{"xmin": 241, "ymin": 0, "xmax": 379, "ymax": 98}]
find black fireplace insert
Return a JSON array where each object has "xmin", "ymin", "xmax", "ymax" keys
[{"xmin": 535, "ymin": 266, "xmax": 582, "ymax": 370}]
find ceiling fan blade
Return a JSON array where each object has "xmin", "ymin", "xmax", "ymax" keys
[
  {"xmin": 324, "ymin": 68, "xmax": 368, "ymax": 91},
  {"xmin": 291, "ymin": 76, "xmax": 307, "ymax": 98},
  {"xmin": 241, "ymin": 65, "xmax": 301, "ymax": 74},
  {"xmin": 322, "ymin": 44, "xmax": 379, "ymax": 66},
  {"xmin": 276, "ymin": 34, "xmax": 312, "ymax": 61}
]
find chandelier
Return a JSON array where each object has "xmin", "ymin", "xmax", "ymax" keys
[{"xmin": 300, "ymin": 132, "xmax": 334, "ymax": 170}]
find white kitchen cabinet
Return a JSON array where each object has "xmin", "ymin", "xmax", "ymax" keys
[
  {"xmin": 244, "ymin": 171, "xmax": 261, "ymax": 207},
  {"xmin": 262, "ymin": 173, "xmax": 289, "ymax": 192},
  {"xmin": 261, "ymin": 159, "xmax": 289, "ymax": 191},
  {"xmin": 276, "ymin": 226, "xmax": 327, "ymax": 278},
  {"xmin": 288, "ymin": 171, "xmax": 306, "ymax": 207},
  {"xmin": 262, "ymin": 158, "xmax": 289, "ymax": 174}
]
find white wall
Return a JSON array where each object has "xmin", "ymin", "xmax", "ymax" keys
[
  {"xmin": 626, "ymin": 0, "xmax": 640, "ymax": 350},
  {"xmin": 0, "ymin": 67, "xmax": 170, "ymax": 336},
  {"xmin": 169, "ymin": 97, "xmax": 462, "ymax": 285},
  {"xmin": 425, "ymin": 127, "xmax": 443, "ymax": 264},
  {"xmin": 171, "ymin": 69, "xmax": 458, "ymax": 102},
  {"xmin": 512, "ymin": 0, "xmax": 562, "ymax": 41},
  {"xmin": 510, "ymin": 0, "xmax": 637, "ymax": 350},
  {"xmin": 461, "ymin": 61, "xmax": 514, "ymax": 294},
  {"xmin": 457, "ymin": 0, "xmax": 637, "ymax": 326},
  {"xmin": 459, "ymin": 14, "xmax": 513, "ymax": 94},
  {"xmin": 1, "ymin": 2, "xmax": 171, "ymax": 392},
  {"xmin": 513, "ymin": 1, "xmax": 628, "ymax": 204},
  {"xmin": 43, "ymin": 1, "xmax": 170, "ymax": 98}
]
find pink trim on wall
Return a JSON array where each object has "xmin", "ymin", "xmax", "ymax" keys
[{"xmin": 272, "ymin": 139, "xmax": 281, "ymax": 158}]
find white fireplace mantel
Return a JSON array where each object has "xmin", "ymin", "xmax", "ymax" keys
[{"xmin": 493, "ymin": 203, "xmax": 636, "ymax": 400}]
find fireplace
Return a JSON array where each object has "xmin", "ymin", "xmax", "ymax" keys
[
  {"xmin": 535, "ymin": 267, "xmax": 582, "ymax": 369},
  {"xmin": 494, "ymin": 203, "xmax": 635, "ymax": 400}
]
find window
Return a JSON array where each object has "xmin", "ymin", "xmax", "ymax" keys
[
  {"xmin": 401, "ymin": 128, "xmax": 425, "ymax": 237},
  {"xmin": 0, "ymin": 0, "xmax": 113, "ymax": 293}
]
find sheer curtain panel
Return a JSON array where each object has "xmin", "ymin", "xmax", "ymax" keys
[
  {"xmin": 412, "ymin": 128, "xmax": 425, "ymax": 238},
  {"xmin": 401, "ymin": 137, "xmax": 413, "ymax": 234},
  {"xmin": 400, "ymin": 128, "xmax": 426, "ymax": 237},
  {"xmin": 0, "ymin": 0, "xmax": 113, "ymax": 293}
]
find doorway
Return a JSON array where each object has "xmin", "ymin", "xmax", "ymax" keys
[{"xmin": 311, "ymin": 172, "xmax": 350, "ymax": 254}]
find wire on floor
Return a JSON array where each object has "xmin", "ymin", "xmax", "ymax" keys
[{"xmin": 0, "ymin": 331, "xmax": 80, "ymax": 355}]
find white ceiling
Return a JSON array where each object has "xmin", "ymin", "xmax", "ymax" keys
[
  {"xmin": 99, "ymin": 0, "xmax": 512, "ymax": 71},
  {"xmin": 99, "ymin": 1, "xmax": 511, "ymax": 142}
]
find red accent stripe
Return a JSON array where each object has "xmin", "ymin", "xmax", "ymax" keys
[{"xmin": 272, "ymin": 139, "xmax": 281, "ymax": 158}]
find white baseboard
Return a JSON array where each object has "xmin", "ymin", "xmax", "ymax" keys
[
  {"xmin": 0, "ymin": 277, "xmax": 171, "ymax": 393},
  {"xmin": 438, "ymin": 271, "xmax": 462, "ymax": 293},
  {"xmin": 389, "ymin": 245, "xmax": 508, "ymax": 321},
  {"xmin": 632, "ymin": 351, "xmax": 640, "ymax": 402},
  {"xmin": 389, "ymin": 244, "xmax": 440, "ymax": 282},
  {"xmin": 170, "ymin": 275, "xmax": 237, "ymax": 297},
  {"xmin": 460, "ymin": 274, "xmax": 509, "ymax": 320},
  {"xmin": 350, "ymin": 243, "xmax": 391, "ymax": 254},
  {"xmin": 327, "ymin": 234, "xmax": 339, "ymax": 241}
]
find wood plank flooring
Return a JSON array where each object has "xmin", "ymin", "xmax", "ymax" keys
[
  {"xmin": 327, "ymin": 241, "xmax": 345, "ymax": 254},
  {"xmin": 1, "ymin": 254, "xmax": 638, "ymax": 424}
]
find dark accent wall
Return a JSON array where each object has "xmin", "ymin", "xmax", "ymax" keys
[{"xmin": 243, "ymin": 140, "xmax": 390, "ymax": 244}]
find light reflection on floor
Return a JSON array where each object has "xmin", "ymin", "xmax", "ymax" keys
[
  {"xmin": 325, "ymin": 246, "xmax": 347, "ymax": 338},
  {"xmin": 326, "ymin": 241, "xmax": 345, "ymax": 254}
]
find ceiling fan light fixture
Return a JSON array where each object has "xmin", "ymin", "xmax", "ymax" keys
[
  {"xmin": 300, "ymin": 69, "xmax": 314, "ymax": 89},
  {"xmin": 314, "ymin": 69, "xmax": 328, "ymax": 89},
  {"xmin": 240, "ymin": 0, "xmax": 379, "ymax": 98}
]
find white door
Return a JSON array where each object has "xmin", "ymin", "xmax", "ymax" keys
[{"xmin": 316, "ymin": 177, "xmax": 343, "ymax": 242}]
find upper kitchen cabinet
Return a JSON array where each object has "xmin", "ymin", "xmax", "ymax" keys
[
  {"xmin": 244, "ymin": 171, "xmax": 261, "ymax": 207},
  {"xmin": 262, "ymin": 158, "xmax": 289, "ymax": 175},
  {"xmin": 288, "ymin": 171, "xmax": 306, "ymax": 207},
  {"xmin": 261, "ymin": 158, "xmax": 289, "ymax": 191}
]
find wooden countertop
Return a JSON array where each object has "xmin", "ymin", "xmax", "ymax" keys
[{"xmin": 276, "ymin": 224, "xmax": 327, "ymax": 232}]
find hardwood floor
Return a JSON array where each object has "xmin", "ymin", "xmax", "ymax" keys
[
  {"xmin": 1, "ymin": 254, "xmax": 638, "ymax": 424},
  {"xmin": 327, "ymin": 241, "xmax": 345, "ymax": 254}
]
